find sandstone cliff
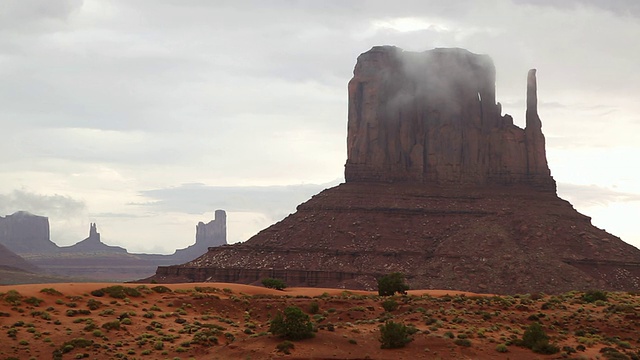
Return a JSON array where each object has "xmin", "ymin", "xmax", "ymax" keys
[{"xmin": 345, "ymin": 47, "xmax": 554, "ymax": 190}]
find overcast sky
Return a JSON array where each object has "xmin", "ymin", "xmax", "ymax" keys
[{"xmin": 1, "ymin": 0, "xmax": 639, "ymax": 254}]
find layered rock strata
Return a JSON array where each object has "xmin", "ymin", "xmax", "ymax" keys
[{"xmin": 148, "ymin": 47, "xmax": 640, "ymax": 293}]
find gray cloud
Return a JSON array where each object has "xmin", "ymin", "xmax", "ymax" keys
[
  {"xmin": 557, "ymin": 183, "xmax": 640, "ymax": 208},
  {"xmin": 0, "ymin": 190, "xmax": 85, "ymax": 218},
  {"xmin": 137, "ymin": 180, "xmax": 342, "ymax": 221}
]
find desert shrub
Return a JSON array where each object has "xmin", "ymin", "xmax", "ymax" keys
[
  {"xmin": 377, "ymin": 273, "xmax": 409, "ymax": 296},
  {"xmin": 496, "ymin": 343, "xmax": 509, "ymax": 353},
  {"xmin": 379, "ymin": 320, "xmax": 413, "ymax": 349},
  {"xmin": 86, "ymin": 299, "xmax": 102, "ymax": 310},
  {"xmin": 151, "ymin": 286, "xmax": 172, "ymax": 294},
  {"xmin": 191, "ymin": 329, "xmax": 219, "ymax": 346},
  {"xmin": 90, "ymin": 289, "xmax": 105, "ymax": 297},
  {"xmin": 381, "ymin": 299, "xmax": 399, "ymax": 312},
  {"xmin": 600, "ymin": 347, "xmax": 631, "ymax": 360},
  {"xmin": 582, "ymin": 290, "xmax": 608, "ymax": 303},
  {"xmin": 269, "ymin": 306, "xmax": 314, "ymax": 340},
  {"xmin": 261, "ymin": 278, "xmax": 287, "ymax": 290},
  {"xmin": 59, "ymin": 338, "xmax": 93, "ymax": 354},
  {"xmin": 276, "ymin": 340, "xmax": 295, "ymax": 354},
  {"xmin": 3, "ymin": 290, "xmax": 23, "ymax": 305},
  {"xmin": 308, "ymin": 301, "xmax": 320, "ymax": 314},
  {"xmin": 92, "ymin": 286, "xmax": 141, "ymax": 299},
  {"xmin": 520, "ymin": 322, "xmax": 559, "ymax": 354},
  {"xmin": 454, "ymin": 338, "xmax": 472, "ymax": 347},
  {"xmin": 66, "ymin": 309, "xmax": 91, "ymax": 317},
  {"xmin": 24, "ymin": 296, "xmax": 44, "ymax": 306},
  {"xmin": 101, "ymin": 320, "xmax": 121, "ymax": 331}
]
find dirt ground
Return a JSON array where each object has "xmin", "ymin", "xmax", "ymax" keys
[{"xmin": 0, "ymin": 283, "xmax": 638, "ymax": 359}]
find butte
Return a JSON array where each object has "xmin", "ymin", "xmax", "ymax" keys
[{"xmin": 148, "ymin": 46, "xmax": 640, "ymax": 294}]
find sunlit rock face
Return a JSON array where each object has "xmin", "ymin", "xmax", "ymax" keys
[{"xmin": 345, "ymin": 47, "xmax": 554, "ymax": 191}]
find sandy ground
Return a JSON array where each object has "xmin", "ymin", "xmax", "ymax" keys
[{"xmin": 0, "ymin": 282, "xmax": 637, "ymax": 359}]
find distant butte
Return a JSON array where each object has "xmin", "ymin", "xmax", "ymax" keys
[{"xmin": 147, "ymin": 47, "xmax": 640, "ymax": 294}]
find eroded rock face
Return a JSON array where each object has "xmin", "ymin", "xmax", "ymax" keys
[{"xmin": 345, "ymin": 47, "xmax": 555, "ymax": 191}]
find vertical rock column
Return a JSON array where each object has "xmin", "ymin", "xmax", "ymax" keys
[{"xmin": 524, "ymin": 69, "xmax": 552, "ymax": 179}]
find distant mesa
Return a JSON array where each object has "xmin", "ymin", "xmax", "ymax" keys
[
  {"xmin": 0, "ymin": 211, "xmax": 59, "ymax": 254},
  {"xmin": 0, "ymin": 210, "xmax": 227, "ymax": 282},
  {"xmin": 170, "ymin": 210, "xmax": 227, "ymax": 262},
  {"xmin": 147, "ymin": 46, "xmax": 640, "ymax": 294}
]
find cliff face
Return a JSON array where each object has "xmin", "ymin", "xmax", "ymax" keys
[
  {"xmin": 345, "ymin": 47, "xmax": 554, "ymax": 191},
  {"xmin": 0, "ymin": 211, "xmax": 59, "ymax": 254},
  {"xmin": 146, "ymin": 47, "xmax": 640, "ymax": 293}
]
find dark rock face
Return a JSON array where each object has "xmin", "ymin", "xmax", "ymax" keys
[
  {"xmin": 0, "ymin": 211, "xmax": 59, "ymax": 254},
  {"xmin": 145, "ymin": 47, "xmax": 639, "ymax": 293},
  {"xmin": 345, "ymin": 47, "xmax": 554, "ymax": 191}
]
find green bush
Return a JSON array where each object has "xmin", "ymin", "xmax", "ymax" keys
[
  {"xmin": 454, "ymin": 338, "xmax": 472, "ymax": 347},
  {"xmin": 151, "ymin": 286, "xmax": 172, "ymax": 294},
  {"xmin": 261, "ymin": 278, "xmax": 287, "ymax": 290},
  {"xmin": 101, "ymin": 320, "xmax": 121, "ymax": 331},
  {"xmin": 86, "ymin": 299, "xmax": 102, "ymax": 310},
  {"xmin": 24, "ymin": 297, "xmax": 44, "ymax": 306},
  {"xmin": 496, "ymin": 343, "xmax": 508, "ymax": 353},
  {"xmin": 91, "ymin": 286, "xmax": 141, "ymax": 299},
  {"xmin": 276, "ymin": 340, "xmax": 295, "ymax": 354},
  {"xmin": 582, "ymin": 290, "xmax": 607, "ymax": 303},
  {"xmin": 377, "ymin": 273, "xmax": 409, "ymax": 296},
  {"xmin": 308, "ymin": 301, "xmax": 320, "ymax": 314},
  {"xmin": 520, "ymin": 322, "xmax": 559, "ymax": 354},
  {"xmin": 269, "ymin": 306, "xmax": 314, "ymax": 340},
  {"xmin": 378, "ymin": 320, "xmax": 413, "ymax": 349},
  {"xmin": 381, "ymin": 299, "xmax": 399, "ymax": 312}
]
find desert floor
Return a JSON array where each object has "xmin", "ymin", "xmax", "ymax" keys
[{"xmin": 0, "ymin": 282, "xmax": 638, "ymax": 359}]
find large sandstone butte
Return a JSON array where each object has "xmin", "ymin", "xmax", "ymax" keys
[{"xmin": 148, "ymin": 47, "xmax": 640, "ymax": 294}]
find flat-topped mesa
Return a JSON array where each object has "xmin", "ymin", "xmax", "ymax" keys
[{"xmin": 345, "ymin": 46, "xmax": 556, "ymax": 191}]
